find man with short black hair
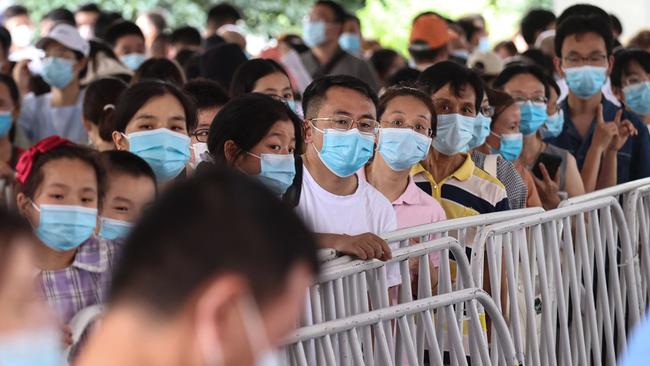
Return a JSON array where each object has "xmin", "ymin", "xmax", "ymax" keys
[
  {"xmin": 298, "ymin": 74, "xmax": 396, "ymax": 265},
  {"xmin": 169, "ymin": 26, "xmax": 202, "ymax": 59},
  {"xmin": 549, "ymin": 15, "xmax": 650, "ymax": 187},
  {"xmin": 75, "ymin": 3, "xmax": 101, "ymax": 40},
  {"xmin": 40, "ymin": 7, "xmax": 76, "ymax": 37},
  {"xmin": 2, "ymin": 5, "xmax": 34, "ymax": 52},
  {"xmin": 104, "ymin": 21, "xmax": 147, "ymax": 71},
  {"xmin": 408, "ymin": 13, "xmax": 450, "ymax": 71},
  {"xmin": 520, "ymin": 9, "xmax": 556, "ymax": 48},
  {"xmin": 206, "ymin": 2, "xmax": 242, "ymax": 37},
  {"xmin": 299, "ymin": 1, "xmax": 380, "ymax": 91}
]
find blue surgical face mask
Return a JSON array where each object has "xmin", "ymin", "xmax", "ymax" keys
[
  {"xmin": 248, "ymin": 153, "xmax": 296, "ymax": 196},
  {"xmin": 0, "ymin": 111, "xmax": 12, "ymax": 137},
  {"xmin": 477, "ymin": 36, "xmax": 490, "ymax": 52},
  {"xmin": 312, "ymin": 126, "xmax": 374, "ymax": 177},
  {"xmin": 303, "ymin": 20, "xmax": 327, "ymax": 47},
  {"xmin": 491, "ymin": 132, "xmax": 523, "ymax": 161},
  {"xmin": 540, "ymin": 110, "xmax": 564, "ymax": 139},
  {"xmin": 564, "ymin": 65, "xmax": 607, "ymax": 99},
  {"xmin": 469, "ymin": 113, "xmax": 491, "ymax": 148},
  {"xmin": 0, "ymin": 328, "xmax": 64, "ymax": 366},
  {"xmin": 41, "ymin": 57, "xmax": 75, "ymax": 89},
  {"xmin": 120, "ymin": 53, "xmax": 147, "ymax": 71},
  {"xmin": 518, "ymin": 101, "xmax": 548, "ymax": 135},
  {"xmin": 378, "ymin": 128, "xmax": 431, "ymax": 171},
  {"xmin": 126, "ymin": 129, "xmax": 191, "ymax": 182},
  {"xmin": 432, "ymin": 114, "xmax": 475, "ymax": 156},
  {"xmin": 98, "ymin": 217, "xmax": 133, "ymax": 240},
  {"xmin": 32, "ymin": 203, "xmax": 97, "ymax": 252},
  {"xmin": 339, "ymin": 32, "xmax": 361, "ymax": 55},
  {"xmin": 624, "ymin": 81, "xmax": 650, "ymax": 116}
]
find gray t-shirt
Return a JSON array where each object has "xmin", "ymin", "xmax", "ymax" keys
[
  {"xmin": 471, "ymin": 150, "xmax": 528, "ymax": 210},
  {"xmin": 300, "ymin": 49, "xmax": 380, "ymax": 92}
]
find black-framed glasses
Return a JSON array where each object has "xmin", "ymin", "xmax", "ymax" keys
[{"xmin": 192, "ymin": 128, "xmax": 209, "ymax": 143}]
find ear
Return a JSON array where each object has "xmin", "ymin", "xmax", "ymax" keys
[
  {"xmin": 223, "ymin": 140, "xmax": 240, "ymax": 165},
  {"xmin": 606, "ymin": 54, "xmax": 615, "ymax": 76},
  {"xmin": 112, "ymin": 131, "xmax": 129, "ymax": 151},
  {"xmin": 15, "ymin": 192, "xmax": 35, "ymax": 224},
  {"xmin": 303, "ymin": 120, "xmax": 313, "ymax": 144},
  {"xmin": 553, "ymin": 56, "xmax": 564, "ymax": 78}
]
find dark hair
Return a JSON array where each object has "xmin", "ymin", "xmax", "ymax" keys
[
  {"xmin": 230, "ymin": 59, "xmax": 290, "ymax": 97},
  {"xmin": 486, "ymin": 89, "xmax": 516, "ymax": 126},
  {"xmin": 0, "ymin": 74, "xmax": 20, "ymax": 107},
  {"xmin": 629, "ymin": 31, "xmax": 650, "ymax": 50},
  {"xmin": 85, "ymin": 40, "xmax": 131, "ymax": 83},
  {"xmin": 19, "ymin": 143, "xmax": 105, "ymax": 208},
  {"xmin": 547, "ymin": 75, "xmax": 560, "ymax": 97},
  {"xmin": 93, "ymin": 12, "xmax": 123, "ymax": 41},
  {"xmin": 3, "ymin": 5, "xmax": 29, "ymax": 20},
  {"xmin": 183, "ymin": 77, "xmax": 230, "ymax": 111},
  {"xmin": 610, "ymin": 13, "xmax": 622, "ymax": 36},
  {"xmin": 132, "ymin": 58, "xmax": 186, "ymax": 87},
  {"xmin": 520, "ymin": 9, "xmax": 556, "ymax": 45},
  {"xmin": 555, "ymin": 15, "xmax": 614, "ymax": 58},
  {"xmin": 315, "ymin": 0, "xmax": 347, "ymax": 24},
  {"xmin": 76, "ymin": 3, "xmax": 101, "ymax": 14},
  {"xmin": 521, "ymin": 48, "xmax": 555, "ymax": 78},
  {"xmin": 377, "ymin": 86, "xmax": 437, "ymax": 135},
  {"xmin": 385, "ymin": 67, "xmax": 421, "ymax": 89},
  {"xmin": 109, "ymin": 166, "xmax": 319, "ymax": 314},
  {"xmin": 104, "ymin": 21, "xmax": 144, "ymax": 47},
  {"xmin": 303, "ymin": 75, "xmax": 378, "ymax": 119},
  {"xmin": 0, "ymin": 26, "xmax": 11, "ymax": 56},
  {"xmin": 43, "ymin": 8, "xmax": 76, "ymax": 26},
  {"xmin": 109, "ymin": 80, "xmax": 197, "ymax": 133},
  {"xmin": 417, "ymin": 61, "xmax": 484, "ymax": 111},
  {"xmin": 99, "ymin": 150, "xmax": 157, "ymax": 194},
  {"xmin": 493, "ymin": 63, "xmax": 550, "ymax": 98},
  {"xmin": 457, "ymin": 17, "xmax": 482, "ymax": 43},
  {"xmin": 408, "ymin": 42, "xmax": 447, "ymax": 64},
  {"xmin": 370, "ymin": 49, "xmax": 400, "ymax": 81},
  {"xmin": 557, "ymin": 4, "xmax": 609, "ymax": 27},
  {"xmin": 279, "ymin": 34, "xmax": 309, "ymax": 54},
  {"xmin": 611, "ymin": 49, "xmax": 650, "ymax": 88},
  {"xmin": 140, "ymin": 11, "xmax": 167, "ymax": 33},
  {"xmin": 170, "ymin": 26, "xmax": 201, "ymax": 47},
  {"xmin": 0, "ymin": 209, "xmax": 33, "ymax": 278},
  {"xmin": 494, "ymin": 40, "xmax": 518, "ymax": 58},
  {"xmin": 199, "ymin": 43, "xmax": 248, "ymax": 90},
  {"xmin": 208, "ymin": 93, "xmax": 304, "ymax": 163},
  {"xmin": 207, "ymin": 2, "xmax": 242, "ymax": 28},
  {"xmin": 83, "ymin": 78, "xmax": 128, "ymax": 141}
]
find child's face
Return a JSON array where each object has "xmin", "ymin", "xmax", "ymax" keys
[
  {"xmin": 100, "ymin": 173, "xmax": 156, "ymax": 223},
  {"xmin": 24, "ymin": 158, "xmax": 98, "ymax": 226}
]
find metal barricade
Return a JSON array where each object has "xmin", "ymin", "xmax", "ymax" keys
[
  {"xmin": 283, "ymin": 288, "xmax": 520, "ymax": 366},
  {"xmin": 623, "ymin": 185, "xmax": 650, "ymax": 311},
  {"xmin": 471, "ymin": 197, "xmax": 640, "ymax": 366}
]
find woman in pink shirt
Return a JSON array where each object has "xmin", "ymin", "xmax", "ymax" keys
[{"xmin": 361, "ymin": 86, "xmax": 446, "ymax": 298}]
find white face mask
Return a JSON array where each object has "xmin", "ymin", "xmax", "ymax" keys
[
  {"xmin": 10, "ymin": 25, "xmax": 34, "ymax": 48},
  {"xmin": 190, "ymin": 142, "xmax": 211, "ymax": 169},
  {"xmin": 78, "ymin": 25, "xmax": 95, "ymax": 40}
]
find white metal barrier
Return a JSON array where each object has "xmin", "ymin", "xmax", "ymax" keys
[
  {"xmin": 623, "ymin": 185, "xmax": 650, "ymax": 312},
  {"xmin": 471, "ymin": 197, "xmax": 641, "ymax": 366},
  {"xmin": 283, "ymin": 288, "xmax": 520, "ymax": 366}
]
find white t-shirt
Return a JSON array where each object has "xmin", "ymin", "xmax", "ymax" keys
[{"xmin": 296, "ymin": 165, "xmax": 399, "ymax": 286}]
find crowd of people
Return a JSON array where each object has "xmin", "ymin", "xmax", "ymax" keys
[{"xmin": 0, "ymin": 0, "xmax": 650, "ymax": 365}]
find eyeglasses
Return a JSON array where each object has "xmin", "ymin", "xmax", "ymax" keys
[
  {"xmin": 511, "ymin": 94, "xmax": 549, "ymax": 105},
  {"xmin": 381, "ymin": 119, "xmax": 432, "ymax": 137},
  {"xmin": 563, "ymin": 54, "xmax": 608, "ymax": 67},
  {"xmin": 192, "ymin": 128, "xmax": 209, "ymax": 143},
  {"xmin": 480, "ymin": 105, "xmax": 495, "ymax": 117},
  {"xmin": 310, "ymin": 115, "xmax": 380, "ymax": 135}
]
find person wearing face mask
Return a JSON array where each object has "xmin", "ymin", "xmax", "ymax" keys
[
  {"xmin": 14, "ymin": 136, "xmax": 121, "ymax": 328},
  {"xmin": 109, "ymin": 81, "xmax": 195, "ymax": 185},
  {"xmin": 0, "ymin": 75, "xmax": 25, "ymax": 182},
  {"xmin": 206, "ymin": 93, "xmax": 301, "ymax": 199},
  {"xmin": 104, "ymin": 21, "xmax": 147, "ymax": 72},
  {"xmin": 230, "ymin": 59, "xmax": 300, "ymax": 115},
  {"xmin": 82, "ymin": 77, "xmax": 128, "ymax": 151},
  {"xmin": 477, "ymin": 90, "xmax": 542, "ymax": 208},
  {"xmin": 2, "ymin": 5, "xmax": 34, "ymax": 54},
  {"xmin": 0, "ymin": 209, "xmax": 65, "ymax": 366},
  {"xmin": 408, "ymin": 13, "xmax": 450, "ymax": 72},
  {"xmin": 300, "ymin": 1, "xmax": 380, "ymax": 91},
  {"xmin": 183, "ymin": 78, "xmax": 230, "ymax": 169},
  {"xmin": 76, "ymin": 166, "xmax": 319, "ymax": 366},
  {"xmin": 338, "ymin": 14, "xmax": 363, "ymax": 57},
  {"xmin": 297, "ymin": 75, "xmax": 395, "ymax": 265},
  {"xmin": 415, "ymin": 61, "xmax": 510, "ymax": 219},
  {"xmin": 75, "ymin": 4, "xmax": 101, "ymax": 41},
  {"xmin": 494, "ymin": 64, "xmax": 585, "ymax": 204},
  {"xmin": 469, "ymin": 90, "xmax": 529, "ymax": 210},
  {"xmin": 17, "ymin": 24, "xmax": 90, "ymax": 144},
  {"xmin": 97, "ymin": 151, "xmax": 157, "ymax": 241},
  {"xmin": 548, "ymin": 14, "xmax": 649, "ymax": 188},
  {"xmin": 458, "ymin": 16, "xmax": 490, "ymax": 54},
  {"xmin": 611, "ymin": 49, "xmax": 650, "ymax": 133}
]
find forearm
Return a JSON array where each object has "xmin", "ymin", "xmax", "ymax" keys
[
  {"xmin": 596, "ymin": 150, "xmax": 618, "ymax": 189},
  {"xmin": 315, "ymin": 233, "xmax": 344, "ymax": 249},
  {"xmin": 580, "ymin": 145, "xmax": 604, "ymax": 193}
]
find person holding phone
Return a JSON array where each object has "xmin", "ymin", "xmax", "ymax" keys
[{"xmin": 494, "ymin": 64, "xmax": 586, "ymax": 207}]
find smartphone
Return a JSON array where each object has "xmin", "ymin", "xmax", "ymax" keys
[{"xmin": 532, "ymin": 152, "xmax": 562, "ymax": 181}]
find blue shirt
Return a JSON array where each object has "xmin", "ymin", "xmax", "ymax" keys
[
  {"xmin": 546, "ymin": 98, "xmax": 650, "ymax": 184},
  {"xmin": 18, "ymin": 89, "xmax": 88, "ymax": 144}
]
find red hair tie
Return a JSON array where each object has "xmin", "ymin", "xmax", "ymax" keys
[{"xmin": 15, "ymin": 136, "xmax": 72, "ymax": 185}]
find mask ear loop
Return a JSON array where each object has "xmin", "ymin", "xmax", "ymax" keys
[{"xmin": 239, "ymin": 294, "xmax": 273, "ymax": 364}]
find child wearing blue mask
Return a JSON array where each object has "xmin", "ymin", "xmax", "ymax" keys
[
  {"xmin": 207, "ymin": 93, "xmax": 303, "ymax": 198},
  {"xmin": 14, "ymin": 136, "xmax": 120, "ymax": 326},
  {"xmin": 97, "ymin": 151, "xmax": 157, "ymax": 242},
  {"xmin": 494, "ymin": 63, "xmax": 585, "ymax": 202},
  {"xmin": 611, "ymin": 49, "xmax": 650, "ymax": 134},
  {"xmin": 110, "ymin": 80, "xmax": 197, "ymax": 185},
  {"xmin": 0, "ymin": 75, "xmax": 23, "ymax": 181},
  {"xmin": 17, "ymin": 24, "xmax": 90, "ymax": 144}
]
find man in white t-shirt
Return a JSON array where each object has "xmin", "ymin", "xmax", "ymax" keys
[{"xmin": 296, "ymin": 74, "xmax": 396, "ymax": 265}]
